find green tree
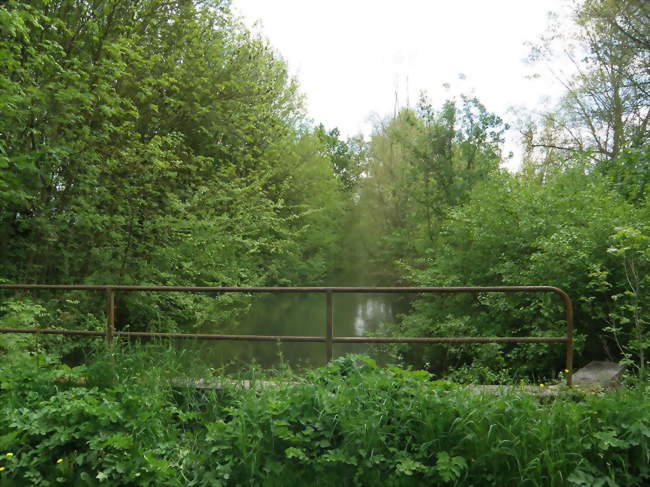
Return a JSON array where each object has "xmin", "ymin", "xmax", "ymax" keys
[
  {"xmin": 314, "ymin": 125, "xmax": 366, "ymax": 191},
  {"xmin": 526, "ymin": 0, "xmax": 649, "ymax": 169},
  {"xmin": 354, "ymin": 96, "xmax": 505, "ymax": 280},
  {"xmin": 0, "ymin": 0, "xmax": 348, "ymax": 342},
  {"xmin": 395, "ymin": 168, "xmax": 638, "ymax": 376}
]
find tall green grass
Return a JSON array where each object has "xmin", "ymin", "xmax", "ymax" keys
[{"xmin": 0, "ymin": 347, "xmax": 648, "ymax": 486}]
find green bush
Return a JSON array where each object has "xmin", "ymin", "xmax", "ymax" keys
[
  {"xmin": 395, "ymin": 168, "xmax": 642, "ymax": 377},
  {"xmin": 0, "ymin": 352, "xmax": 649, "ymax": 486}
]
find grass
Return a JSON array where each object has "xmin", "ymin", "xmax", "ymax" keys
[{"xmin": 0, "ymin": 345, "xmax": 649, "ymax": 486}]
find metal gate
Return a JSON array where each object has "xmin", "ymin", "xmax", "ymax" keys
[{"xmin": 0, "ymin": 284, "xmax": 574, "ymax": 385}]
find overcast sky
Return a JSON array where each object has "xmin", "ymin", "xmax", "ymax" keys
[{"xmin": 233, "ymin": 0, "xmax": 570, "ymax": 170}]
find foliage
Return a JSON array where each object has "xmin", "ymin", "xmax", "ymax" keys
[
  {"xmin": 314, "ymin": 124, "xmax": 366, "ymax": 191},
  {"xmin": 383, "ymin": 0, "xmax": 649, "ymax": 377},
  {"xmin": 1, "ymin": 0, "xmax": 648, "ymax": 383},
  {"xmin": 1, "ymin": 351, "xmax": 650, "ymax": 486},
  {"xmin": 378, "ymin": 0, "xmax": 649, "ymax": 377},
  {"xmin": 354, "ymin": 96, "xmax": 505, "ymax": 281},
  {"xmin": 524, "ymin": 0, "xmax": 649, "ymax": 167},
  {"xmin": 0, "ymin": 294, "xmax": 105, "ymax": 359},
  {"xmin": 0, "ymin": 0, "xmax": 347, "ymax": 340},
  {"xmin": 391, "ymin": 167, "xmax": 639, "ymax": 376},
  {"xmin": 604, "ymin": 225, "xmax": 650, "ymax": 376}
]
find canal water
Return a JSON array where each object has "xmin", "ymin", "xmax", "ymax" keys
[
  {"xmin": 187, "ymin": 291, "xmax": 405, "ymax": 370},
  {"xmin": 178, "ymin": 215, "xmax": 415, "ymax": 370},
  {"xmin": 185, "ymin": 273, "xmax": 408, "ymax": 370}
]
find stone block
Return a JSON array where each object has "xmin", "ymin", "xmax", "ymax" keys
[{"xmin": 573, "ymin": 361, "xmax": 626, "ymax": 386}]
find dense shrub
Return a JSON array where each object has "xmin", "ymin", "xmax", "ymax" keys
[
  {"xmin": 394, "ymin": 168, "xmax": 645, "ymax": 377},
  {"xmin": 0, "ymin": 352, "xmax": 649, "ymax": 486}
]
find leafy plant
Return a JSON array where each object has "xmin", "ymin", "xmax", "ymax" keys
[
  {"xmin": 605, "ymin": 225, "xmax": 650, "ymax": 376},
  {"xmin": 3, "ymin": 351, "xmax": 650, "ymax": 486}
]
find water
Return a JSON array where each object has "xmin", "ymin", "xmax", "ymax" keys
[
  {"xmin": 182, "ymin": 230, "xmax": 408, "ymax": 369},
  {"xmin": 186, "ymin": 289, "xmax": 405, "ymax": 370}
]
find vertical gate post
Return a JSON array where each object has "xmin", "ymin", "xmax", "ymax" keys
[
  {"xmin": 106, "ymin": 289, "xmax": 116, "ymax": 348},
  {"xmin": 326, "ymin": 290, "xmax": 333, "ymax": 362}
]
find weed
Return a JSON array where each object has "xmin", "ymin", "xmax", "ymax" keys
[{"xmin": 0, "ymin": 350, "xmax": 649, "ymax": 486}]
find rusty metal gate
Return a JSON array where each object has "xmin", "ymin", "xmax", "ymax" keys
[{"xmin": 0, "ymin": 285, "xmax": 574, "ymax": 385}]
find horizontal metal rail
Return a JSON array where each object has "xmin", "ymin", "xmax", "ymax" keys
[{"xmin": 0, "ymin": 284, "xmax": 574, "ymax": 385}]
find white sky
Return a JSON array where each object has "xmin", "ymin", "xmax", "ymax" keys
[{"xmin": 233, "ymin": 0, "xmax": 570, "ymax": 170}]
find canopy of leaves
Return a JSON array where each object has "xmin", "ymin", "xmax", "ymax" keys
[{"xmin": 0, "ymin": 0, "xmax": 347, "ymax": 336}]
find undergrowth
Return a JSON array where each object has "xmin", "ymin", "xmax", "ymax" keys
[{"xmin": 0, "ymin": 346, "xmax": 649, "ymax": 486}]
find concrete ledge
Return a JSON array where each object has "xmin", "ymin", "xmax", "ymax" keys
[{"xmin": 573, "ymin": 361, "xmax": 625, "ymax": 387}]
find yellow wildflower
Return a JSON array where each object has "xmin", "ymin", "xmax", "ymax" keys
[
  {"xmin": 564, "ymin": 369, "xmax": 570, "ymax": 374},
  {"xmin": 4, "ymin": 453, "xmax": 12, "ymax": 457},
  {"xmin": 57, "ymin": 459, "xmax": 63, "ymax": 464},
  {"xmin": 540, "ymin": 383, "xmax": 545, "ymax": 387},
  {"xmin": 0, "ymin": 466, "xmax": 5, "ymax": 472}
]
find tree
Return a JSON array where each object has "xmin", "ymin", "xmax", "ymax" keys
[
  {"xmin": 525, "ymin": 0, "xmax": 649, "ymax": 169},
  {"xmin": 313, "ymin": 125, "xmax": 366, "ymax": 191},
  {"xmin": 583, "ymin": 0, "xmax": 650, "ymax": 53},
  {"xmin": 395, "ymin": 168, "xmax": 639, "ymax": 376},
  {"xmin": 354, "ymin": 96, "xmax": 505, "ymax": 280},
  {"xmin": 0, "ymin": 0, "xmax": 347, "ymax": 342}
]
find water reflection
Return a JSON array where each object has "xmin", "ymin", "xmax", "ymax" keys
[{"xmin": 353, "ymin": 297, "xmax": 392, "ymax": 336}]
